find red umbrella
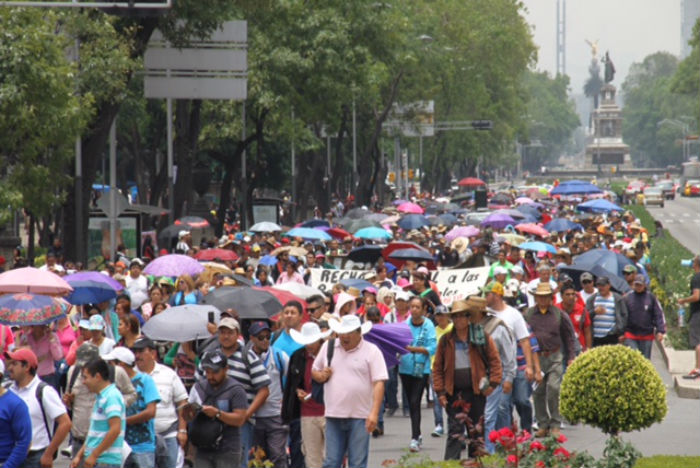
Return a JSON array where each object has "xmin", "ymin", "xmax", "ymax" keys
[
  {"xmin": 327, "ymin": 227, "xmax": 353, "ymax": 240},
  {"xmin": 515, "ymin": 223, "xmax": 549, "ymax": 238},
  {"xmin": 457, "ymin": 177, "xmax": 485, "ymax": 187},
  {"xmin": 195, "ymin": 248, "xmax": 239, "ymax": 262},
  {"xmin": 256, "ymin": 286, "xmax": 309, "ymax": 322}
]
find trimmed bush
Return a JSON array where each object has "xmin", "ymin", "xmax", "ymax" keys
[{"xmin": 560, "ymin": 345, "xmax": 667, "ymax": 435}]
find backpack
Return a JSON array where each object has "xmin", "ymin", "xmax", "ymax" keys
[
  {"xmin": 188, "ymin": 382, "xmax": 237, "ymax": 451},
  {"xmin": 35, "ymin": 382, "xmax": 58, "ymax": 461}
]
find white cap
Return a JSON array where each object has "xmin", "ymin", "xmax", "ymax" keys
[
  {"xmin": 178, "ymin": 230, "xmax": 190, "ymax": 238},
  {"xmin": 511, "ymin": 265, "xmax": 524, "ymax": 275},
  {"xmin": 394, "ymin": 290, "xmax": 411, "ymax": 302},
  {"xmin": 102, "ymin": 346, "xmax": 135, "ymax": 366},
  {"xmin": 0, "ymin": 359, "xmax": 5, "ymax": 376},
  {"xmin": 493, "ymin": 266, "xmax": 508, "ymax": 276}
]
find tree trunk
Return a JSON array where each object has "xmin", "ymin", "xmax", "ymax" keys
[
  {"xmin": 173, "ymin": 99, "xmax": 202, "ymax": 219},
  {"xmin": 28, "ymin": 213, "xmax": 36, "ymax": 265},
  {"xmin": 331, "ymin": 108, "xmax": 349, "ymax": 198}
]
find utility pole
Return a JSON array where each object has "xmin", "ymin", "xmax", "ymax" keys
[{"xmin": 291, "ymin": 107, "xmax": 296, "ymax": 222}]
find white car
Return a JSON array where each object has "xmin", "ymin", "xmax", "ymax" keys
[{"xmin": 642, "ymin": 187, "xmax": 664, "ymax": 207}]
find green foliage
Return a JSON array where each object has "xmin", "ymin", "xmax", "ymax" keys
[
  {"xmin": 634, "ymin": 455, "xmax": 700, "ymax": 468},
  {"xmin": 598, "ymin": 436, "xmax": 642, "ymax": 468},
  {"xmin": 626, "ymin": 204, "xmax": 694, "ymax": 350},
  {"xmin": 381, "ymin": 452, "xmax": 464, "ymax": 468},
  {"xmin": 560, "ymin": 345, "xmax": 667, "ymax": 435},
  {"xmin": 671, "ymin": 20, "xmax": 700, "ymax": 125}
]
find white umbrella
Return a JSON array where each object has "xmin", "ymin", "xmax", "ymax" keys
[
  {"xmin": 250, "ymin": 221, "xmax": 282, "ymax": 233},
  {"xmin": 141, "ymin": 304, "xmax": 221, "ymax": 342},
  {"xmin": 272, "ymin": 282, "xmax": 323, "ymax": 300}
]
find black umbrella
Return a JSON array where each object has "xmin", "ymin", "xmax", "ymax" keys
[
  {"xmin": 388, "ymin": 248, "xmax": 434, "ymax": 262},
  {"xmin": 346, "ymin": 207, "xmax": 371, "ymax": 219},
  {"xmin": 221, "ymin": 274, "xmax": 254, "ymax": 287},
  {"xmin": 201, "ymin": 286, "xmax": 282, "ymax": 319},
  {"xmin": 348, "ymin": 245, "xmax": 384, "ymax": 264},
  {"xmin": 558, "ymin": 264, "xmax": 630, "ymax": 294}
]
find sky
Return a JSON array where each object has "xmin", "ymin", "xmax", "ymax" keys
[{"xmin": 520, "ymin": 0, "xmax": 682, "ymax": 95}]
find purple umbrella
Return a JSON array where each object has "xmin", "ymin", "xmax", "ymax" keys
[
  {"xmin": 64, "ymin": 271, "xmax": 124, "ymax": 292},
  {"xmin": 444, "ymin": 226, "xmax": 480, "ymax": 242},
  {"xmin": 364, "ymin": 322, "xmax": 412, "ymax": 367},
  {"xmin": 480, "ymin": 213, "xmax": 516, "ymax": 229},
  {"xmin": 143, "ymin": 254, "xmax": 205, "ymax": 278}
]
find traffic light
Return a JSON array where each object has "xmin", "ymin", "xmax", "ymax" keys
[
  {"xmin": 388, "ymin": 172, "xmax": 396, "ymax": 182},
  {"xmin": 408, "ymin": 169, "xmax": 415, "ymax": 179},
  {"xmin": 471, "ymin": 120, "xmax": 493, "ymax": 130}
]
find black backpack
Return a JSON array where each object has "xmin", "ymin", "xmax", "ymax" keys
[{"xmin": 188, "ymin": 382, "xmax": 237, "ymax": 451}]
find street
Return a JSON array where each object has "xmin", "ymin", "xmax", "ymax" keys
[{"xmin": 645, "ymin": 195, "xmax": 700, "ymax": 254}]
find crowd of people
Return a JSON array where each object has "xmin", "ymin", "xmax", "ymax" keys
[{"xmin": 0, "ymin": 188, "xmax": 678, "ymax": 468}]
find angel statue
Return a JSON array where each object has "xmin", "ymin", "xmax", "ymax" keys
[{"xmin": 585, "ymin": 39, "xmax": 599, "ymax": 59}]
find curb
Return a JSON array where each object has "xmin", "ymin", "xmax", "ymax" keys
[{"xmin": 657, "ymin": 338, "xmax": 700, "ymax": 399}]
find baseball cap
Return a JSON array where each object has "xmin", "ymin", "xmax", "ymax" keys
[
  {"xmin": 5, "ymin": 348, "xmax": 38, "ymax": 369},
  {"xmin": 88, "ymin": 314, "xmax": 106, "ymax": 331},
  {"xmin": 218, "ymin": 317, "xmax": 240, "ymax": 331},
  {"xmin": 493, "ymin": 266, "xmax": 508, "ymax": 276},
  {"xmin": 622, "ymin": 264, "xmax": 637, "ymax": 274},
  {"xmin": 248, "ymin": 321, "xmax": 270, "ymax": 336},
  {"xmin": 595, "ymin": 276, "xmax": 611, "ymax": 286},
  {"xmin": 580, "ymin": 272, "xmax": 594, "ymax": 282},
  {"xmin": 75, "ymin": 343, "xmax": 100, "ymax": 366},
  {"xmin": 434, "ymin": 305, "xmax": 449, "ymax": 315},
  {"xmin": 633, "ymin": 274, "xmax": 645, "ymax": 285},
  {"xmin": 78, "ymin": 319, "xmax": 92, "ymax": 330},
  {"xmin": 200, "ymin": 351, "xmax": 228, "ymax": 371},
  {"xmin": 178, "ymin": 230, "xmax": 190, "ymax": 238},
  {"xmin": 131, "ymin": 336, "xmax": 156, "ymax": 350},
  {"xmin": 483, "ymin": 281, "xmax": 504, "ymax": 296},
  {"xmin": 103, "ymin": 347, "xmax": 135, "ymax": 366},
  {"xmin": 511, "ymin": 265, "xmax": 524, "ymax": 276},
  {"xmin": 394, "ymin": 290, "xmax": 411, "ymax": 302}
]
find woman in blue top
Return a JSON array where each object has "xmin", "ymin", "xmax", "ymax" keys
[
  {"xmin": 398, "ymin": 296, "xmax": 437, "ymax": 453},
  {"xmin": 170, "ymin": 274, "xmax": 201, "ymax": 305}
]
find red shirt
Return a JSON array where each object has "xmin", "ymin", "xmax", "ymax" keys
[
  {"xmin": 555, "ymin": 299, "xmax": 590, "ymax": 350},
  {"xmin": 301, "ymin": 350, "xmax": 325, "ymax": 417}
]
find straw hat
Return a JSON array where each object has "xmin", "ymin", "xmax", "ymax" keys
[
  {"xmin": 450, "ymin": 237, "xmax": 469, "ymax": 253},
  {"xmin": 532, "ymin": 282, "xmax": 554, "ymax": 296},
  {"xmin": 466, "ymin": 296, "xmax": 487, "ymax": 313}
]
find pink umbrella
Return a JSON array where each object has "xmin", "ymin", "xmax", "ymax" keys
[
  {"xmin": 0, "ymin": 267, "xmax": 73, "ymax": 295},
  {"xmin": 396, "ymin": 202, "xmax": 424, "ymax": 214},
  {"xmin": 514, "ymin": 197, "xmax": 535, "ymax": 205},
  {"xmin": 515, "ymin": 223, "xmax": 549, "ymax": 238},
  {"xmin": 445, "ymin": 226, "xmax": 480, "ymax": 242},
  {"xmin": 143, "ymin": 254, "xmax": 205, "ymax": 277}
]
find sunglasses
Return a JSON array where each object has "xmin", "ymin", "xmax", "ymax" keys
[
  {"xmin": 581, "ymin": 280, "xmax": 592, "ymax": 284},
  {"xmin": 255, "ymin": 334, "xmax": 271, "ymax": 341},
  {"xmin": 307, "ymin": 305, "xmax": 322, "ymax": 313}
]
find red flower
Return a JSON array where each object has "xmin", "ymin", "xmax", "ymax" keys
[
  {"xmin": 529, "ymin": 441, "xmax": 545, "ymax": 452},
  {"xmin": 557, "ymin": 434, "xmax": 568, "ymax": 443},
  {"xmin": 516, "ymin": 430, "xmax": 531, "ymax": 444},
  {"xmin": 554, "ymin": 447, "xmax": 571, "ymax": 459},
  {"xmin": 535, "ymin": 461, "xmax": 545, "ymax": 468},
  {"xmin": 498, "ymin": 427, "xmax": 515, "ymax": 439},
  {"xmin": 506, "ymin": 454, "xmax": 518, "ymax": 464},
  {"xmin": 488, "ymin": 430, "xmax": 500, "ymax": 443}
]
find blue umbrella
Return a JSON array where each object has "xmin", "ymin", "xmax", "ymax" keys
[
  {"xmin": 544, "ymin": 218, "xmax": 583, "ymax": 233},
  {"xmin": 558, "ymin": 264, "xmax": 630, "ymax": 294},
  {"xmin": 438, "ymin": 213, "xmax": 458, "ymax": 226},
  {"xmin": 577, "ymin": 199, "xmax": 623, "ymax": 213},
  {"xmin": 258, "ymin": 255, "xmax": 278, "ymax": 266},
  {"xmin": 516, "ymin": 204, "xmax": 541, "ymax": 219},
  {"xmin": 65, "ymin": 280, "xmax": 119, "ymax": 305},
  {"xmin": 285, "ymin": 227, "xmax": 332, "ymax": 241},
  {"xmin": 301, "ymin": 219, "xmax": 330, "ymax": 228},
  {"xmin": 572, "ymin": 248, "xmax": 634, "ymax": 278},
  {"xmin": 339, "ymin": 278, "xmax": 375, "ymax": 290},
  {"xmin": 354, "ymin": 227, "xmax": 392, "ymax": 240},
  {"xmin": 550, "ymin": 180, "xmax": 603, "ymax": 195},
  {"xmin": 397, "ymin": 214, "xmax": 430, "ymax": 230},
  {"xmin": 519, "ymin": 241, "xmax": 558, "ymax": 254}
]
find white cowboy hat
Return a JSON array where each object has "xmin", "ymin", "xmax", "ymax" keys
[
  {"xmin": 290, "ymin": 322, "xmax": 331, "ymax": 346},
  {"xmin": 328, "ymin": 314, "xmax": 372, "ymax": 335}
]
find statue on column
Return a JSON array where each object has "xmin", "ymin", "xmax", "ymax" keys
[
  {"xmin": 603, "ymin": 51, "xmax": 615, "ymax": 83},
  {"xmin": 585, "ymin": 39, "xmax": 599, "ymax": 60}
]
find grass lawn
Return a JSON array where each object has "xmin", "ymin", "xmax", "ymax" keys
[{"xmin": 635, "ymin": 455, "xmax": 700, "ymax": 468}]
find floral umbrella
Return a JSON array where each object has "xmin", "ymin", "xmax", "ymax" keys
[{"xmin": 0, "ymin": 293, "xmax": 66, "ymax": 326}]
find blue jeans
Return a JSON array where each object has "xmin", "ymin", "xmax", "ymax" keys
[
  {"xmin": 155, "ymin": 435, "xmax": 178, "ymax": 468},
  {"xmin": 323, "ymin": 418, "xmax": 369, "ymax": 468},
  {"xmin": 431, "ymin": 377, "xmax": 443, "ymax": 427},
  {"xmin": 511, "ymin": 368, "xmax": 533, "ymax": 432},
  {"xmin": 125, "ymin": 451, "xmax": 156, "ymax": 468},
  {"xmin": 19, "ymin": 449, "xmax": 44, "ymax": 468},
  {"xmin": 385, "ymin": 366, "xmax": 399, "ymax": 409},
  {"xmin": 625, "ymin": 338, "xmax": 653, "ymax": 359},
  {"xmin": 484, "ymin": 383, "xmax": 504, "ymax": 454},
  {"xmin": 240, "ymin": 420, "xmax": 254, "ymax": 468}
]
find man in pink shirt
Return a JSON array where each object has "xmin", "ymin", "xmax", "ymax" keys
[{"xmin": 312, "ymin": 315, "xmax": 387, "ymax": 468}]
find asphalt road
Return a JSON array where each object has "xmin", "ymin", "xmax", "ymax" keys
[{"xmin": 645, "ymin": 194, "xmax": 700, "ymax": 254}]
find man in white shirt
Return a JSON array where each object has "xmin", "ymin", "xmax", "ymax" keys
[
  {"xmin": 124, "ymin": 258, "xmax": 149, "ymax": 308},
  {"xmin": 6, "ymin": 348, "xmax": 72, "ymax": 468},
  {"xmin": 133, "ymin": 337, "xmax": 188, "ymax": 468},
  {"xmin": 579, "ymin": 272, "xmax": 598, "ymax": 304},
  {"xmin": 527, "ymin": 263, "xmax": 558, "ymax": 307}
]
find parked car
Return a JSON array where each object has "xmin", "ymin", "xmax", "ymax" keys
[
  {"xmin": 642, "ymin": 187, "xmax": 664, "ymax": 207},
  {"xmin": 654, "ymin": 181, "xmax": 676, "ymax": 200},
  {"xmin": 625, "ymin": 180, "xmax": 647, "ymax": 196},
  {"xmin": 683, "ymin": 180, "xmax": 700, "ymax": 197}
]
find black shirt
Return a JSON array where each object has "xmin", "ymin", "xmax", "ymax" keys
[{"xmin": 690, "ymin": 272, "xmax": 700, "ymax": 316}]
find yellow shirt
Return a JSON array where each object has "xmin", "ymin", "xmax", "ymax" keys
[{"xmin": 431, "ymin": 322, "xmax": 454, "ymax": 366}]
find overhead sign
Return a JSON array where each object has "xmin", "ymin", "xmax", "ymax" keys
[
  {"xmin": 144, "ymin": 20, "xmax": 247, "ymax": 100},
  {"xmin": 310, "ymin": 266, "xmax": 490, "ymax": 306},
  {"xmin": 384, "ymin": 100, "xmax": 435, "ymax": 137}
]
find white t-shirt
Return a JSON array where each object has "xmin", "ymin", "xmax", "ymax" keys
[
  {"xmin": 488, "ymin": 304, "xmax": 530, "ymax": 342},
  {"xmin": 93, "ymin": 337, "xmax": 116, "ymax": 356},
  {"xmin": 526, "ymin": 278, "xmax": 558, "ymax": 307},
  {"xmin": 11, "ymin": 376, "xmax": 67, "ymax": 450},
  {"xmin": 580, "ymin": 288, "xmax": 598, "ymax": 304},
  {"xmin": 147, "ymin": 363, "xmax": 188, "ymax": 436},
  {"xmin": 125, "ymin": 274, "xmax": 149, "ymax": 301}
]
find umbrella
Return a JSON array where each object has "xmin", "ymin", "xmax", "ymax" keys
[
  {"xmin": 327, "ymin": 227, "xmax": 353, "ymax": 240},
  {"xmin": 576, "ymin": 199, "xmax": 623, "ymax": 213},
  {"xmin": 0, "ymin": 293, "xmax": 66, "ymax": 326},
  {"xmin": 515, "ymin": 223, "xmax": 549, "ymax": 238},
  {"xmin": 519, "ymin": 241, "xmax": 557, "ymax": 254},
  {"xmin": 388, "ymin": 248, "xmax": 434, "ymax": 262},
  {"xmin": 514, "ymin": 197, "xmax": 535, "ymax": 205},
  {"xmin": 490, "ymin": 194, "xmax": 512, "ymax": 206},
  {"xmin": 354, "ymin": 227, "xmax": 392, "ymax": 240},
  {"xmin": 348, "ymin": 245, "xmax": 384, "ymax": 264},
  {"xmin": 195, "ymin": 248, "xmax": 239, "ymax": 262},
  {"xmin": 64, "ymin": 279, "xmax": 119, "ymax": 305},
  {"xmin": 346, "ymin": 207, "xmax": 371, "ymax": 219},
  {"xmin": 141, "ymin": 304, "xmax": 221, "ymax": 342},
  {"xmin": 364, "ymin": 322, "xmax": 413, "ymax": 367},
  {"xmin": 437, "ymin": 213, "xmax": 458, "ymax": 226},
  {"xmin": 201, "ymin": 287, "xmax": 282, "ymax": 319},
  {"xmin": 339, "ymin": 278, "xmax": 375, "ymax": 291},
  {"xmin": 558, "ymin": 264, "xmax": 630, "ymax": 294},
  {"xmin": 392, "ymin": 199, "xmax": 409, "ymax": 205},
  {"xmin": 285, "ymin": 227, "xmax": 332, "ymax": 241},
  {"xmin": 257, "ymin": 287, "xmax": 308, "ymax": 320},
  {"xmin": 516, "ymin": 204, "xmax": 541, "ymax": 219},
  {"xmin": 249, "ymin": 221, "xmax": 282, "ymax": 233},
  {"xmin": 397, "ymin": 202, "xmax": 424, "ymax": 214},
  {"xmin": 550, "ymin": 180, "xmax": 603, "ymax": 195},
  {"xmin": 343, "ymin": 218, "xmax": 383, "ymax": 234},
  {"xmin": 143, "ymin": 254, "xmax": 205, "ymax": 277},
  {"xmin": 301, "ymin": 219, "xmax": 330, "ymax": 228},
  {"xmin": 496, "ymin": 233, "xmax": 527, "ymax": 246},
  {"xmin": 271, "ymin": 246, "xmax": 308, "ymax": 257},
  {"xmin": 480, "ymin": 213, "xmax": 516, "ymax": 229},
  {"xmin": 64, "ymin": 271, "xmax": 124, "ymax": 292},
  {"xmin": 365, "ymin": 213, "xmax": 390, "ymax": 223},
  {"xmin": 175, "ymin": 216, "xmax": 210, "ymax": 228},
  {"xmin": 445, "ymin": 226, "xmax": 480, "ymax": 242},
  {"xmin": 379, "ymin": 214, "xmax": 401, "ymax": 227},
  {"xmin": 258, "ymin": 255, "xmax": 278, "ymax": 267},
  {"xmin": 457, "ymin": 177, "xmax": 485, "ymax": 187},
  {"xmin": 222, "ymin": 274, "xmax": 254, "ymax": 287},
  {"xmin": 272, "ymin": 283, "xmax": 323, "ymax": 300},
  {"xmin": 572, "ymin": 248, "xmax": 634, "ymax": 278},
  {"xmin": 544, "ymin": 218, "xmax": 583, "ymax": 233},
  {"xmin": 397, "ymin": 214, "xmax": 430, "ymax": 230},
  {"xmin": 493, "ymin": 209, "xmax": 527, "ymax": 220},
  {"xmin": 0, "ymin": 267, "xmax": 73, "ymax": 295}
]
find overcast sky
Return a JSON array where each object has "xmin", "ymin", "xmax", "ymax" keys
[{"xmin": 521, "ymin": 0, "xmax": 682, "ymax": 94}]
